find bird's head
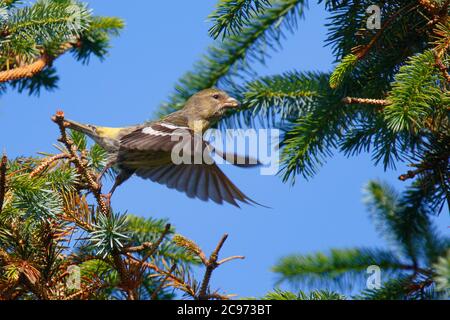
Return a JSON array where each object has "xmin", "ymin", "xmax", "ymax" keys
[{"xmin": 183, "ymin": 88, "xmax": 240, "ymax": 125}]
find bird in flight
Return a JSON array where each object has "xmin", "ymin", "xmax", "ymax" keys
[{"xmin": 62, "ymin": 88, "xmax": 261, "ymax": 207}]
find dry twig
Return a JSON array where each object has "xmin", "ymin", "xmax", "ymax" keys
[{"xmin": 198, "ymin": 234, "xmax": 244, "ymax": 300}]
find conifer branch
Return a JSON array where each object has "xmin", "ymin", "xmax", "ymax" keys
[
  {"xmin": 0, "ymin": 54, "xmax": 50, "ymax": 83},
  {"xmin": 352, "ymin": 3, "xmax": 419, "ymax": 60},
  {"xmin": 0, "ymin": 42, "xmax": 75, "ymax": 83},
  {"xmin": 159, "ymin": 0, "xmax": 307, "ymax": 116},
  {"xmin": 208, "ymin": 0, "xmax": 271, "ymax": 39}
]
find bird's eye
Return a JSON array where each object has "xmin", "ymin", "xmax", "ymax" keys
[{"xmin": 212, "ymin": 94, "xmax": 220, "ymax": 100}]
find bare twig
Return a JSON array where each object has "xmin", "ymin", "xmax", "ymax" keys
[
  {"xmin": 0, "ymin": 154, "xmax": 7, "ymax": 214},
  {"xmin": 197, "ymin": 234, "xmax": 244, "ymax": 300},
  {"xmin": 51, "ymin": 110, "xmax": 108, "ymax": 214}
]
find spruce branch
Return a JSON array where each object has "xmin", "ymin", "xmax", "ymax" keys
[
  {"xmin": 384, "ymin": 50, "xmax": 445, "ymax": 133},
  {"xmin": 329, "ymin": 53, "xmax": 358, "ymax": 89},
  {"xmin": 0, "ymin": 41, "xmax": 76, "ymax": 83},
  {"xmin": 208, "ymin": 0, "xmax": 271, "ymax": 39},
  {"xmin": 432, "ymin": 21, "xmax": 450, "ymax": 58},
  {"xmin": 228, "ymin": 71, "xmax": 328, "ymax": 126},
  {"xmin": 0, "ymin": 54, "xmax": 51, "ymax": 83},
  {"xmin": 1, "ymin": 119, "xmax": 211, "ymax": 301},
  {"xmin": 0, "ymin": 1, "xmax": 123, "ymax": 94},
  {"xmin": 329, "ymin": 3, "xmax": 418, "ymax": 89},
  {"xmin": 158, "ymin": 0, "xmax": 307, "ymax": 116},
  {"xmin": 261, "ymin": 289, "xmax": 345, "ymax": 300},
  {"xmin": 352, "ymin": 3, "xmax": 419, "ymax": 61},
  {"xmin": 273, "ymin": 248, "xmax": 406, "ymax": 289}
]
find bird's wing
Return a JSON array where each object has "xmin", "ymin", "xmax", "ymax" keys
[
  {"xmin": 120, "ymin": 122, "xmax": 261, "ymax": 166},
  {"xmin": 119, "ymin": 122, "xmax": 266, "ymax": 207},
  {"xmin": 120, "ymin": 122, "xmax": 194, "ymax": 153},
  {"xmin": 211, "ymin": 147, "xmax": 261, "ymax": 168},
  {"xmin": 133, "ymin": 163, "xmax": 261, "ymax": 207}
]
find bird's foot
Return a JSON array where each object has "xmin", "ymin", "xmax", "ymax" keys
[
  {"xmin": 96, "ymin": 175, "xmax": 103, "ymax": 190},
  {"xmin": 101, "ymin": 193, "xmax": 112, "ymax": 208}
]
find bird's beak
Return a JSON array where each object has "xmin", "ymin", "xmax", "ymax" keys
[{"xmin": 222, "ymin": 97, "xmax": 240, "ymax": 109}]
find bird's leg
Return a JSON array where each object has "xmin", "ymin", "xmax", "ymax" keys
[
  {"xmin": 102, "ymin": 170, "xmax": 133, "ymax": 207},
  {"xmin": 96, "ymin": 160, "xmax": 114, "ymax": 189}
]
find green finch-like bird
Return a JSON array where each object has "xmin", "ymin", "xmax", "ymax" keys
[{"xmin": 62, "ymin": 88, "xmax": 260, "ymax": 207}]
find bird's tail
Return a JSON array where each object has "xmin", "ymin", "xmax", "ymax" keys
[{"xmin": 63, "ymin": 119, "xmax": 123, "ymax": 152}]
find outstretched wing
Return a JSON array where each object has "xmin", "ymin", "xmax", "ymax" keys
[
  {"xmin": 120, "ymin": 122, "xmax": 193, "ymax": 152},
  {"xmin": 134, "ymin": 163, "xmax": 260, "ymax": 207},
  {"xmin": 118, "ymin": 122, "xmax": 264, "ymax": 207}
]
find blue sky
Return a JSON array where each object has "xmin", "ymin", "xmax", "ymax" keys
[{"xmin": 0, "ymin": 1, "xmax": 448, "ymax": 297}]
